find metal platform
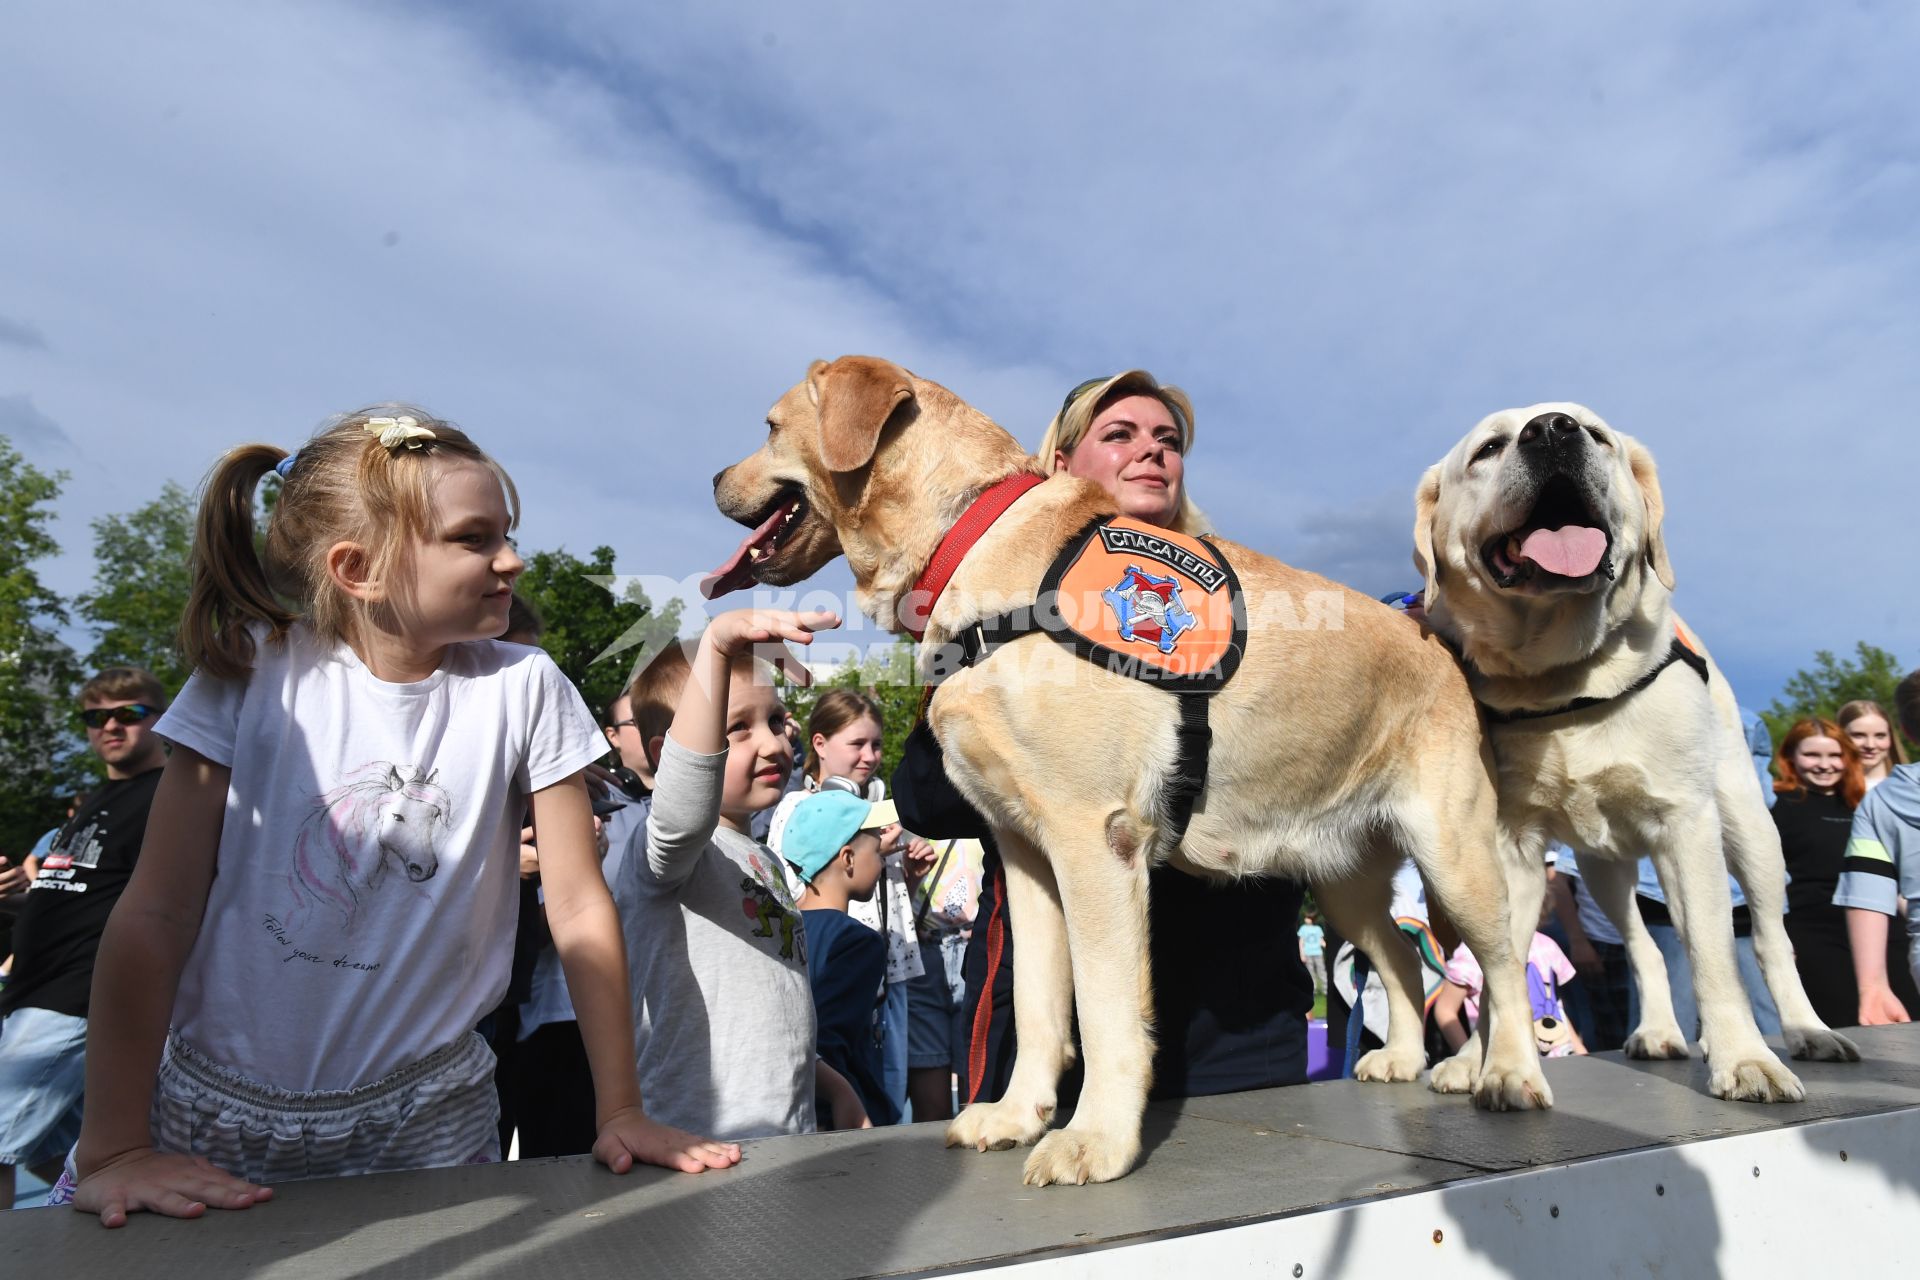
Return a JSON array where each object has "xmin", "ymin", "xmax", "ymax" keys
[{"xmin": 15, "ymin": 1025, "xmax": 1920, "ymax": 1277}]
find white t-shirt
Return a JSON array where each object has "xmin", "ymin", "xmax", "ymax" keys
[{"xmin": 157, "ymin": 626, "xmax": 604, "ymax": 1093}]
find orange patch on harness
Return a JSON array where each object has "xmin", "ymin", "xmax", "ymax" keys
[{"xmin": 1045, "ymin": 517, "xmax": 1243, "ymax": 686}]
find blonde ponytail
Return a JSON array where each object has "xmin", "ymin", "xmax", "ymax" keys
[{"xmin": 181, "ymin": 445, "xmax": 299, "ymax": 679}]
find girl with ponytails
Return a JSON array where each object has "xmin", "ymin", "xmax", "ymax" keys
[{"xmin": 66, "ymin": 406, "xmax": 737, "ymax": 1226}]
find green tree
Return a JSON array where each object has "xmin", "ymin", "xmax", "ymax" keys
[
  {"xmin": 514, "ymin": 545, "xmax": 682, "ymax": 720},
  {"xmin": 0, "ymin": 436, "xmax": 89, "ymax": 851},
  {"xmin": 76, "ymin": 480, "xmax": 195, "ymax": 695},
  {"xmin": 780, "ymin": 641, "xmax": 923, "ymax": 782},
  {"xmin": 1763, "ymin": 641, "xmax": 1919, "ymax": 760}
]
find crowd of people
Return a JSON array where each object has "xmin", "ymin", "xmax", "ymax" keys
[{"xmin": 0, "ymin": 381, "xmax": 1915, "ymax": 1228}]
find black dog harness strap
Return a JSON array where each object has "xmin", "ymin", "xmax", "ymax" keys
[
  {"xmin": 938, "ymin": 515, "xmax": 1245, "ymax": 847},
  {"xmin": 1481, "ymin": 627, "xmax": 1709, "ymax": 726}
]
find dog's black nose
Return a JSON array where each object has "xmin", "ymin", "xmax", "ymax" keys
[
  {"xmin": 1517, "ymin": 412, "xmax": 1581, "ymax": 450},
  {"xmin": 711, "ymin": 467, "xmax": 728, "ymax": 491}
]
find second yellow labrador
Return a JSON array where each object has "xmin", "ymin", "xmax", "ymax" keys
[
  {"xmin": 1414, "ymin": 403, "xmax": 1858, "ymax": 1102},
  {"xmin": 709, "ymin": 356, "xmax": 1548, "ymax": 1186}
]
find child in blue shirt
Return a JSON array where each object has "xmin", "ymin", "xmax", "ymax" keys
[{"xmin": 784, "ymin": 791, "xmax": 902, "ymax": 1127}]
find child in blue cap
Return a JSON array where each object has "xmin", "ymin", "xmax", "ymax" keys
[{"xmin": 783, "ymin": 791, "xmax": 902, "ymax": 1126}]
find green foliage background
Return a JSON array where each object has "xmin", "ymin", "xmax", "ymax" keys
[{"xmin": 1760, "ymin": 641, "xmax": 1919, "ymax": 762}]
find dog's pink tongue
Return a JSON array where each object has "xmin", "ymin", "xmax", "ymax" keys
[
  {"xmin": 1519, "ymin": 526, "xmax": 1607, "ymax": 578},
  {"xmin": 699, "ymin": 504, "xmax": 791, "ymax": 599},
  {"xmin": 699, "ymin": 542, "xmax": 756, "ymax": 600}
]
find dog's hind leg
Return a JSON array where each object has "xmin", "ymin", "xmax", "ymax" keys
[
  {"xmin": 1020, "ymin": 811, "xmax": 1156, "ymax": 1187},
  {"xmin": 1578, "ymin": 853, "xmax": 1689, "ymax": 1059},
  {"xmin": 1649, "ymin": 807, "xmax": 1805, "ymax": 1102},
  {"xmin": 1316, "ymin": 866, "xmax": 1428, "ymax": 1085},
  {"xmin": 1716, "ymin": 758, "xmax": 1860, "ymax": 1064},
  {"xmin": 947, "ymin": 827, "xmax": 1076, "ymax": 1155}
]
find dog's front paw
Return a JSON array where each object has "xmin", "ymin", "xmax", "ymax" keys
[
  {"xmin": 946, "ymin": 1098, "xmax": 1052, "ymax": 1152},
  {"xmin": 1624, "ymin": 1024, "xmax": 1691, "ymax": 1060},
  {"xmin": 1709, "ymin": 1054, "xmax": 1805, "ymax": 1103},
  {"xmin": 1472, "ymin": 1059, "xmax": 1554, "ymax": 1112},
  {"xmin": 1428, "ymin": 1054, "xmax": 1478, "ymax": 1095},
  {"xmin": 1021, "ymin": 1127, "xmax": 1141, "ymax": 1186},
  {"xmin": 1784, "ymin": 1025, "xmax": 1861, "ymax": 1063},
  {"xmin": 1353, "ymin": 1045, "xmax": 1425, "ymax": 1084}
]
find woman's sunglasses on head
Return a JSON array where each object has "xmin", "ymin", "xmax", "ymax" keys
[{"xmin": 80, "ymin": 704, "xmax": 158, "ymax": 728}]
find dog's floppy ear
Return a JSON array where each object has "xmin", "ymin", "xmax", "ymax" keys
[
  {"xmin": 1412, "ymin": 464, "xmax": 1443, "ymax": 607},
  {"xmin": 1625, "ymin": 437, "xmax": 1675, "ymax": 591},
  {"xmin": 807, "ymin": 356, "xmax": 914, "ymax": 473}
]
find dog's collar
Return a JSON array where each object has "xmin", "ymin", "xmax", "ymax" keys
[
  {"xmin": 1479, "ymin": 623, "xmax": 1708, "ymax": 726},
  {"xmin": 903, "ymin": 471, "xmax": 1047, "ymax": 641}
]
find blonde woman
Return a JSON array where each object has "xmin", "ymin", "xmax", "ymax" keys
[{"xmin": 1838, "ymin": 700, "xmax": 1908, "ymax": 792}]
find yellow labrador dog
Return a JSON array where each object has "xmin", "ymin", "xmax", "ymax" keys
[
  {"xmin": 1413, "ymin": 403, "xmax": 1859, "ymax": 1102},
  {"xmin": 710, "ymin": 356, "xmax": 1549, "ymax": 1186}
]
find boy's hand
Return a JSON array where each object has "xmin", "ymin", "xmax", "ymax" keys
[
  {"xmin": 705, "ymin": 609, "xmax": 841, "ymax": 684},
  {"xmin": 74, "ymin": 1147, "xmax": 271, "ymax": 1228},
  {"xmin": 0, "ymin": 855, "xmax": 29, "ymax": 896},
  {"xmin": 592, "ymin": 1106, "xmax": 742, "ymax": 1174}
]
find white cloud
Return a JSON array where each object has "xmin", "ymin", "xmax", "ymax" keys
[{"xmin": 2, "ymin": 1, "xmax": 1915, "ymax": 700}]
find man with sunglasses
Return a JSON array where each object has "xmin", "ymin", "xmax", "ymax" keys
[{"xmin": 0, "ymin": 667, "xmax": 167, "ymax": 1208}]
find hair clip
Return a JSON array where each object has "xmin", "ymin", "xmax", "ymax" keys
[
  {"xmin": 274, "ymin": 451, "xmax": 299, "ymax": 478},
  {"xmin": 363, "ymin": 415, "xmax": 438, "ymax": 451}
]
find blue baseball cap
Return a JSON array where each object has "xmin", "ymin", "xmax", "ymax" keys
[{"xmin": 782, "ymin": 790, "xmax": 899, "ymax": 884}]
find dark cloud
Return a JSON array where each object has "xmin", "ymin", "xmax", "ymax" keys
[
  {"xmin": 0, "ymin": 394, "xmax": 73, "ymax": 451},
  {"xmin": 0, "ymin": 315, "xmax": 48, "ymax": 350}
]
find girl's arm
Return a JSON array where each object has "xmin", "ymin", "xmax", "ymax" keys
[
  {"xmin": 73, "ymin": 747, "xmax": 271, "ymax": 1227},
  {"xmin": 815, "ymin": 1059, "xmax": 871, "ymax": 1131},
  {"xmin": 1432, "ymin": 980, "xmax": 1472, "ymax": 1052},
  {"xmin": 1847, "ymin": 908, "xmax": 1913, "ymax": 1025},
  {"xmin": 531, "ymin": 772, "xmax": 739, "ymax": 1174}
]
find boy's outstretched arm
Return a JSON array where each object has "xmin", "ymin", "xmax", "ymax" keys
[
  {"xmin": 666, "ymin": 610, "xmax": 838, "ymax": 755},
  {"xmin": 646, "ymin": 609, "xmax": 838, "ymax": 884},
  {"xmin": 533, "ymin": 773, "xmax": 741, "ymax": 1174}
]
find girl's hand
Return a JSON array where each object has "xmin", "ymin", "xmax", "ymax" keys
[
  {"xmin": 704, "ymin": 609, "xmax": 840, "ymax": 683},
  {"xmin": 1859, "ymin": 984, "xmax": 1914, "ymax": 1026},
  {"xmin": 74, "ymin": 1147, "xmax": 271, "ymax": 1228},
  {"xmin": 591, "ymin": 1106, "xmax": 741, "ymax": 1174}
]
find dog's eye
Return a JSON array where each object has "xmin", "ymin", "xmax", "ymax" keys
[
  {"xmin": 765, "ymin": 418, "xmax": 779, "ymax": 435},
  {"xmin": 1585, "ymin": 426, "xmax": 1609, "ymax": 447},
  {"xmin": 1473, "ymin": 437, "xmax": 1506, "ymax": 463}
]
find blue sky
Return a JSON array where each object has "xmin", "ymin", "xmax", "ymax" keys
[{"xmin": 3, "ymin": 2, "xmax": 1916, "ymax": 707}]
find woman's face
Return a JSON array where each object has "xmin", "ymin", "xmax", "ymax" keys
[
  {"xmin": 1057, "ymin": 394, "xmax": 1185, "ymax": 528},
  {"xmin": 814, "ymin": 714, "xmax": 883, "ymax": 786},
  {"xmin": 1843, "ymin": 713, "xmax": 1893, "ymax": 773},
  {"xmin": 1788, "ymin": 734, "xmax": 1847, "ymax": 794}
]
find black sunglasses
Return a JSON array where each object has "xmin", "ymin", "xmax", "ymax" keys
[
  {"xmin": 80, "ymin": 704, "xmax": 158, "ymax": 729},
  {"xmin": 1059, "ymin": 376, "xmax": 1111, "ymax": 422}
]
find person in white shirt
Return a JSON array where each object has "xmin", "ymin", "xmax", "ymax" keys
[{"xmin": 63, "ymin": 406, "xmax": 736, "ymax": 1227}]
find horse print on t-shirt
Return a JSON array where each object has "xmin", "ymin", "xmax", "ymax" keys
[{"xmin": 287, "ymin": 763, "xmax": 451, "ymax": 934}]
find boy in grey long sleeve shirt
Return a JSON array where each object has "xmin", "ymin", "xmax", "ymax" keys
[{"xmin": 619, "ymin": 611, "xmax": 867, "ymax": 1139}]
